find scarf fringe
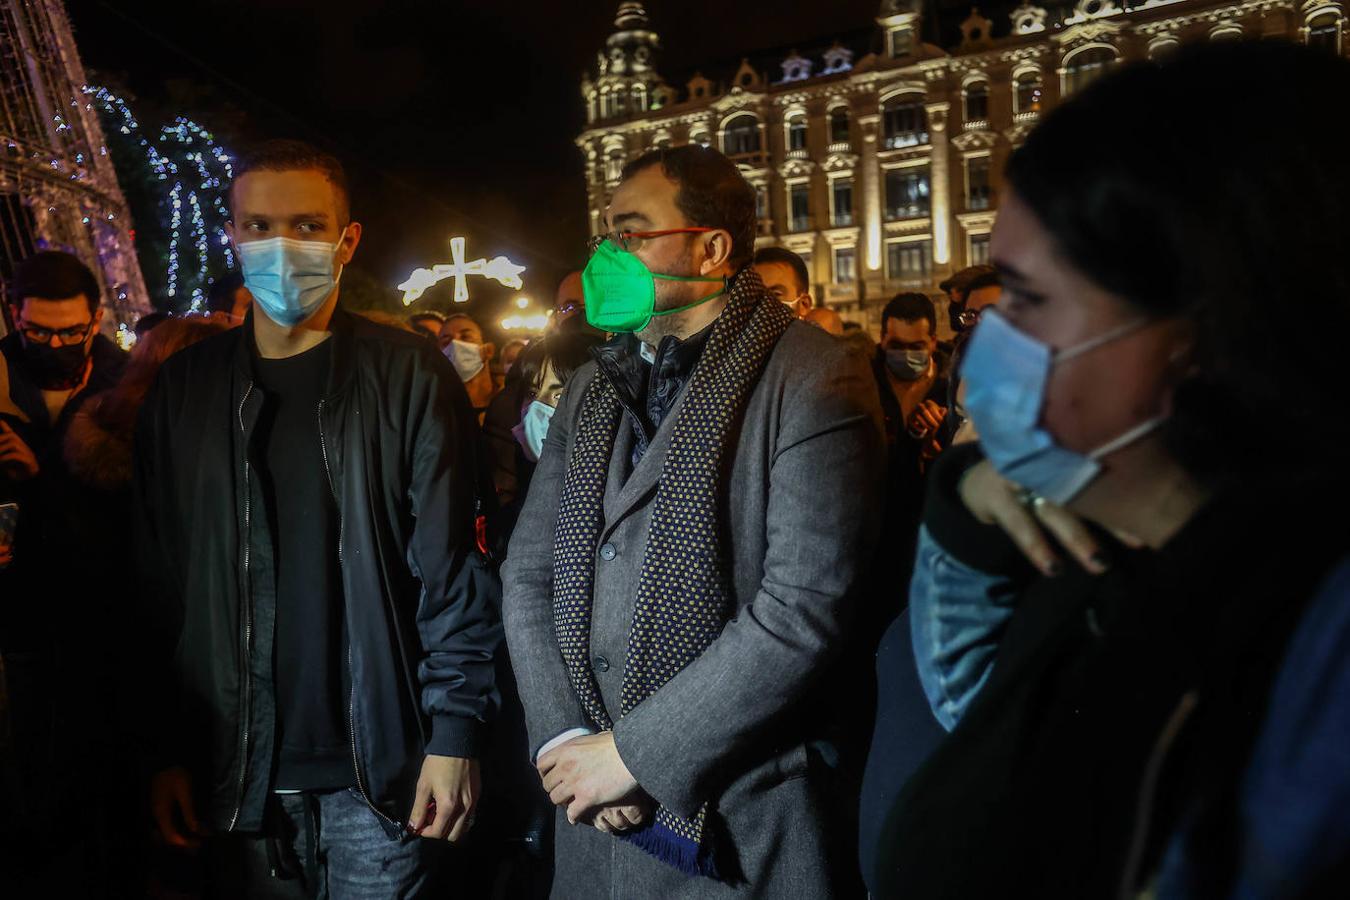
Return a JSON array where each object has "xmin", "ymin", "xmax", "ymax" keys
[{"xmin": 621, "ymin": 819, "xmax": 720, "ymax": 880}]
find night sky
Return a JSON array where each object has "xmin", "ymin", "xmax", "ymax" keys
[{"xmin": 67, "ymin": 0, "xmax": 966, "ymax": 323}]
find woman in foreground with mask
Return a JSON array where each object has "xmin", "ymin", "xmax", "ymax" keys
[{"xmin": 876, "ymin": 42, "xmax": 1350, "ymax": 897}]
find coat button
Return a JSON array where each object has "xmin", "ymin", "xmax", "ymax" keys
[
  {"xmin": 593, "ymin": 655, "xmax": 611, "ymax": 673},
  {"xmin": 599, "ymin": 542, "xmax": 617, "ymax": 561}
]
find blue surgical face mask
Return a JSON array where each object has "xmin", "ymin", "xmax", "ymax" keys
[
  {"xmin": 959, "ymin": 309, "xmax": 1165, "ymax": 505},
  {"xmin": 516, "ymin": 399, "xmax": 555, "ymax": 462},
  {"xmin": 237, "ymin": 227, "xmax": 347, "ymax": 327},
  {"xmin": 884, "ymin": 347, "xmax": 930, "ymax": 381}
]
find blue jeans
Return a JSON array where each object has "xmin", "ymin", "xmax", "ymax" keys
[{"xmin": 208, "ymin": 788, "xmax": 448, "ymax": 899}]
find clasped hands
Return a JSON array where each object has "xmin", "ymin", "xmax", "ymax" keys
[{"xmin": 537, "ymin": 731, "xmax": 653, "ymax": 834}]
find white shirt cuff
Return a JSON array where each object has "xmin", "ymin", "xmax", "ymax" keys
[{"xmin": 535, "ymin": 727, "xmax": 594, "ymax": 764}]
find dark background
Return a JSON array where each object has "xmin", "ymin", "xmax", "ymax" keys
[{"xmin": 67, "ymin": 0, "xmax": 1012, "ymax": 325}]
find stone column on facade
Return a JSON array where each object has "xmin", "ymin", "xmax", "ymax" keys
[
  {"xmin": 925, "ymin": 100, "xmax": 953, "ymax": 286},
  {"xmin": 857, "ymin": 112, "xmax": 882, "ymax": 290}
]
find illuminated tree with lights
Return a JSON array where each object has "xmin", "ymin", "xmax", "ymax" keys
[{"xmin": 84, "ymin": 85, "xmax": 235, "ymax": 313}]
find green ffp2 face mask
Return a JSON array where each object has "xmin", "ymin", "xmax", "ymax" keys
[{"xmin": 582, "ymin": 240, "xmax": 726, "ymax": 333}]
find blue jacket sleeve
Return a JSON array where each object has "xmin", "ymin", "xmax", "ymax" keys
[{"xmin": 1213, "ymin": 556, "xmax": 1350, "ymax": 898}]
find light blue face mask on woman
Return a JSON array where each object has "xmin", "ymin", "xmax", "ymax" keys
[
  {"xmin": 516, "ymin": 399, "xmax": 555, "ymax": 463},
  {"xmin": 959, "ymin": 309, "xmax": 1165, "ymax": 505},
  {"xmin": 237, "ymin": 227, "xmax": 347, "ymax": 327}
]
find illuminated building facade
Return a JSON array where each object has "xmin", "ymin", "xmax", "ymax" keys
[
  {"xmin": 0, "ymin": 0, "xmax": 150, "ymax": 338},
  {"xmin": 577, "ymin": 0, "xmax": 1346, "ymax": 331}
]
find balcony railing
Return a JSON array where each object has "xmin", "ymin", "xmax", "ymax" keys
[
  {"xmin": 967, "ymin": 191, "xmax": 991, "ymax": 211},
  {"xmin": 786, "ymin": 148, "xmax": 809, "ymax": 160},
  {"xmin": 885, "ymin": 204, "xmax": 931, "ymax": 221},
  {"xmin": 963, "ymin": 119, "xmax": 990, "ymax": 132},
  {"xmin": 1013, "ymin": 110, "xmax": 1040, "ymax": 123},
  {"xmin": 883, "ymin": 131, "xmax": 929, "ymax": 150},
  {"xmin": 831, "ymin": 212, "xmax": 854, "ymax": 227},
  {"xmin": 827, "ymin": 140, "xmax": 853, "ymax": 154},
  {"xmin": 789, "ymin": 216, "xmax": 813, "ymax": 233}
]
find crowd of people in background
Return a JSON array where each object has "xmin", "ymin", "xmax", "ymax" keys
[{"xmin": 2, "ymin": 40, "xmax": 1349, "ymax": 899}]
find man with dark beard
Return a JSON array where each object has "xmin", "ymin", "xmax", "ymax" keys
[{"xmin": 1, "ymin": 249, "xmax": 129, "ymax": 891}]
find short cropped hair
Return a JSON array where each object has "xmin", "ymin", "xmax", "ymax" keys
[
  {"xmin": 621, "ymin": 145, "xmax": 757, "ymax": 269},
  {"xmin": 11, "ymin": 250, "xmax": 100, "ymax": 314},
  {"xmin": 881, "ymin": 292, "xmax": 936, "ymax": 337},
  {"xmin": 753, "ymin": 247, "xmax": 810, "ymax": 294},
  {"xmin": 231, "ymin": 139, "xmax": 351, "ymax": 224}
]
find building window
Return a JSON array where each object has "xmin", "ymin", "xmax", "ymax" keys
[
  {"xmin": 831, "ymin": 178, "xmax": 854, "ymax": 227},
  {"xmin": 882, "ymin": 99, "xmax": 929, "ymax": 149},
  {"xmin": 1064, "ymin": 47, "xmax": 1118, "ymax": 96},
  {"xmin": 829, "ymin": 107, "xmax": 850, "ymax": 145},
  {"xmin": 833, "ymin": 247, "xmax": 857, "ymax": 285},
  {"xmin": 969, "ymin": 233, "xmax": 991, "ymax": 266},
  {"xmin": 1014, "ymin": 70, "xmax": 1042, "ymax": 114},
  {"xmin": 613, "ymin": 90, "xmax": 627, "ymax": 115},
  {"xmin": 885, "ymin": 167, "xmax": 930, "ymax": 220},
  {"xmin": 964, "ymin": 82, "xmax": 989, "ymax": 123},
  {"xmin": 789, "ymin": 183, "xmax": 811, "ymax": 232},
  {"xmin": 887, "ymin": 240, "xmax": 933, "ymax": 285},
  {"xmin": 787, "ymin": 115, "xmax": 808, "ymax": 152},
  {"xmin": 1309, "ymin": 13, "xmax": 1342, "ymax": 53},
  {"xmin": 723, "ymin": 114, "xmax": 761, "ymax": 157},
  {"xmin": 966, "ymin": 156, "xmax": 991, "ymax": 211},
  {"xmin": 888, "ymin": 27, "xmax": 914, "ymax": 58}
]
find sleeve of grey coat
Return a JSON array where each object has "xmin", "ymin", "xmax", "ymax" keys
[
  {"xmin": 408, "ymin": 348, "xmax": 502, "ymax": 759},
  {"xmin": 501, "ymin": 367, "xmax": 595, "ymax": 758},
  {"xmin": 612, "ymin": 341, "xmax": 885, "ymax": 819}
]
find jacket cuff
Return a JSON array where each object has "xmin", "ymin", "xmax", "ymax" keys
[
  {"xmin": 924, "ymin": 443, "xmax": 1036, "ymax": 578},
  {"xmin": 611, "ymin": 716, "xmax": 702, "ymax": 821},
  {"xmin": 427, "ymin": 715, "xmax": 482, "ymax": 759}
]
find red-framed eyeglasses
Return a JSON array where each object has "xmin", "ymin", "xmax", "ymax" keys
[{"xmin": 587, "ymin": 227, "xmax": 716, "ymax": 255}]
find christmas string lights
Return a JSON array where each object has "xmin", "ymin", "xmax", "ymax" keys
[{"xmin": 83, "ymin": 86, "xmax": 235, "ymax": 311}]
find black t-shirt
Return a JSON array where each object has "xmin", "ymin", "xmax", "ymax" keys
[{"xmin": 252, "ymin": 338, "xmax": 353, "ymax": 791}]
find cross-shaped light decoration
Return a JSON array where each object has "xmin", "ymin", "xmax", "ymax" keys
[{"xmin": 398, "ymin": 237, "xmax": 526, "ymax": 305}]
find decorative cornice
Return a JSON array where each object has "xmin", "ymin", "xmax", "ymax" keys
[
  {"xmin": 823, "ymin": 152, "xmax": 861, "ymax": 173},
  {"xmin": 777, "ymin": 158, "xmax": 818, "ymax": 178},
  {"xmin": 952, "ymin": 130, "xmax": 998, "ymax": 151}
]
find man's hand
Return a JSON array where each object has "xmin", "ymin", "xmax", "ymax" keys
[
  {"xmin": 0, "ymin": 422, "xmax": 38, "ymax": 481},
  {"xmin": 150, "ymin": 766, "xmax": 205, "ymax": 849},
  {"xmin": 537, "ymin": 731, "xmax": 640, "ymax": 825},
  {"xmin": 590, "ymin": 795, "xmax": 655, "ymax": 835},
  {"xmin": 908, "ymin": 399, "xmax": 947, "ymax": 439},
  {"xmin": 408, "ymin": 755, "xmax": 479, "ymax": 842}
]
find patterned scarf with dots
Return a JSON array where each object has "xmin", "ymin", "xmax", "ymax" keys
[{"xmin": 550, "ymin": 268, "xmax": 794, "ymax": 878}]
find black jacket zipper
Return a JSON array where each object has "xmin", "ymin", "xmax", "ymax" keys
[{"xmin": 227, "ymin": 382, "xmax": 255, "ymax": 832}]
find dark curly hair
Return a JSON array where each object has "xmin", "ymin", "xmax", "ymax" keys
[
  {"xmin": 1005, "ymin": 40, "xmax": 1350, "ymax": 489},
  {"xmin": 621, "ymin": 145, "xmax": 758, "ymax": 269}
]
